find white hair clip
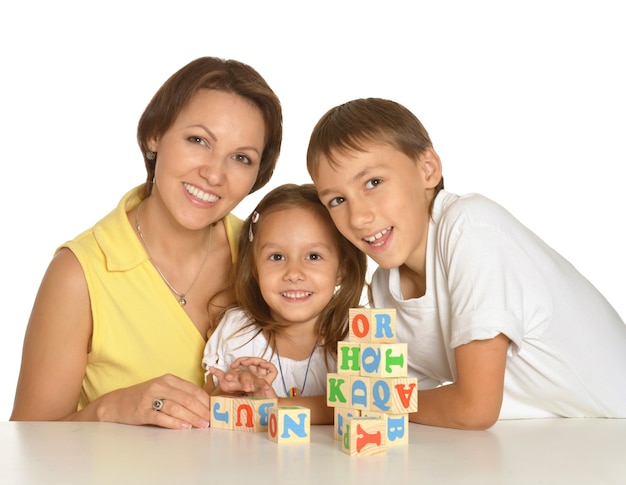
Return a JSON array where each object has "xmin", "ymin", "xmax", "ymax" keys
[{"xmin": 248, "ymin": 210, "xmax": 260, "ymax": 241}]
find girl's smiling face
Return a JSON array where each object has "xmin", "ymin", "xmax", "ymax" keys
[
  {"xmin": 313, "ymin": 142, "xmax": 441, "ymax": 274},
  {"xmin": 254, "ymin": 206, "xmax": 341, "ymax": 331}
]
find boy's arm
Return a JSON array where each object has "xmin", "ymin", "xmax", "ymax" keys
[{"xmin": 409, "ymin": 333, "xmax": 509, "ymax": 430}]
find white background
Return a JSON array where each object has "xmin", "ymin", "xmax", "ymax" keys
[{"xmin": 1, "ymin": 1, "xmax": 624, "ymax": 420}]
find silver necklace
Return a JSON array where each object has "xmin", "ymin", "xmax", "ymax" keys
[{"xmin": 135, "ymin": 200, "xmax": 212, "ymax": 306}]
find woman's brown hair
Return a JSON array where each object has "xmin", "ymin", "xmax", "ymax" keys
[{"xmin": 137, "ymin": 56, "xmax": 282, "ymax": 198}]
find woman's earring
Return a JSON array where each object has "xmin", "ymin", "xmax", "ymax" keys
[{"xmin": 146, "ymin": 151, "xmax": 157, "ymax": 160}]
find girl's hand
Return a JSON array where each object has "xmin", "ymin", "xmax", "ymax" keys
[
  {"xmin": 230, "ymin": 356, "xmax": 278, "ymax": 384},
  {"xmin": 209, "ymin": 362, "xmax": 276, "ymax": 398}
]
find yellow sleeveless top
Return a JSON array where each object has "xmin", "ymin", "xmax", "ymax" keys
[{"xmin": 61, "ymin": 187, "xmax": 243, "ymax": 410}]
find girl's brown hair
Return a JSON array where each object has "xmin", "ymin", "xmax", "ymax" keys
[
  {"xmin": 211, "ymin": 183, "xmax": 367, "ymax": 364},
  {"xmin": 137, "ymin": 56, "xmax": 282, "ymax": 198}
]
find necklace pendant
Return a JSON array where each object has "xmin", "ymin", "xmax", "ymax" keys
[
  {"xmin": 179, "ymin": 297, "xmax": 186, "ymax": 306},
  {"xmin": 288, "ymin": 387, "xmax": 302, "ymax": 398}
]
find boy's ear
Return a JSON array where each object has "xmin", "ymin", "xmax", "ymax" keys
[{"xmin": 420, "ymin": 148, "xmax": 443, "ymax": 189}]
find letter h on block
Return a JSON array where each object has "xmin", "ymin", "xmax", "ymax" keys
[{"xmin": 268, "ymin": 406, "xmax": 311, "ymax": 443}]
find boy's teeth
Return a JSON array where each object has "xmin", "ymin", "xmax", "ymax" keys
[
  {"xmin": 364, "ymin": 227, "xmax": 391, "ymax": 243},
  {"xmin": 184, "ymin": 183, "xmax": 219, "ymax": 203}
]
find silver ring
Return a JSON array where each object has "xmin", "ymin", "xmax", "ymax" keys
[{"xmin": 152, "ymin": 398, "xmax": 165, "ymax": 412}]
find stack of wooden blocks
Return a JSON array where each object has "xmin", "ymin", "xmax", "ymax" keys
[
  {"xmin": 327, "ymin": 308, "xmax": 418, "ymax": 456},
  {"xmin": 208, "ymin": 307, "xmax": 416, "ymax": 453}
]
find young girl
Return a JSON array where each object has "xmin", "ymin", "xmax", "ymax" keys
[
  {"xmin": 306, "ymin": 97, "xmax": 626, "ymax": 430},
  {"xmin": 202, "ymin": 183, "xmax": 367, "ymax": 424}
]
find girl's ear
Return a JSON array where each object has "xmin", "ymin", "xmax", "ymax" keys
[
  {"xmin": 334, "ymin": 272, "xmax": 343, "ymax": 295},
  {"xmin": 420, "ymin": 148, "xmax": 443, "ymax": 189}
]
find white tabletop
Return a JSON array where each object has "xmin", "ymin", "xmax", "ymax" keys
[{"xmin": 1, "ymin": 419, "xmax": 625, "ymax": 484}]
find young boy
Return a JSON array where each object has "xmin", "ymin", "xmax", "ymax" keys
[{"xmin": 306, "ymin": 97, "xmax": 626, "ymax": 430}]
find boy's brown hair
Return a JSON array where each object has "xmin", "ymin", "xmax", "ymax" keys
[{"xmin": 307, "ymin": 97, "xmax": 444, "ymax": 200}]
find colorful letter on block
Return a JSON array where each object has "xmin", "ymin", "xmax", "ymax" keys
[
  {"xmin": 232, "ymin": 397, "xmax": 277, "ymax": 432},
  {"xmin": 349, "ymin": 308, "xmax": 371, "ymax": 343},
  {"xmin": 342, "ymin": 417, "xmax": 387, "ymax": 456},
  {"xmin": 337, "ymin": 341, "xmax": 361, "ymax": 375},
  {"xmin": 370, "ymin": 377, "xmax": 418, "ymax": 414},
  {"xmin": 327, "ymin": 373, "xmax": 349, "ymax": 408},
  {"xmin": 268, "ymin": 406, "xmax": 311, "ymax": 443},
  {"xmin": 369, "ymin": 308, "xmax": 396, "ymax": 343},
  {"xmin": 362, "ymin": 411, "xmax": 409, "ymax": 447},
  {"xmin": 359, "ymin": 343, "xmax": 408, "ymax": 378},
  {"xmin": 210, "ymin": 395, "xmax": 234, "ymax": 430},
  {"xmin": 334, "ymin": 407, "xmax": 361, "ymax": 441},
  {"xmin": 350, "ymin": 375, "xmax": 371, "ymax": 411}
]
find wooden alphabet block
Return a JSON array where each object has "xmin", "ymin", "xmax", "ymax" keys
[
  {"xmin": 268, "ymin": 406, "xmax": 311, "ymax": 443},
  {"xmin": 210, "ymin": 395, "xmax": 234, "ymax": 430},
  {"xmin": 342, "ymin": 416, "xmax": 387, "ymax": 456},
  {"xmin": 362, "ymin": 411, "xmax": 410, "ymax": 446},
  {"xmin": 337, "ymin": 341, "xmax": 361, "ymax": 375},
  {"xmin": 348, "ymin": 308, "xmax": 371, "ymax": 343},
  {"xmin": 232, "ymin": 397, "xmax": 277, "ymax": 432},
  {"xmin": 369, "ymin": 308, "xmax": 397, "ymax": 343},
  {"xmin": 327, "ymin": 373, "xmax": 349, "ymax": 408},
  {"xmin": 334, "ymin": 407, "xmax": 361, "ymax": 441}
]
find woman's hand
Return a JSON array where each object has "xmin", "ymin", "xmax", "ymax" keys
[{"xmin": 94, "ymin": 374, "xmax": 212, "ymax": 429}]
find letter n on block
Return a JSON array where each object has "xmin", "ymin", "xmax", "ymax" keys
[
  {"xmin": 232, "ymin": 397, "xmax": 277, "ymax": 432},
  {"xmin": 210, "ymin": 395, "xmax": 234, "ymax": 430},
  {"xmin": 268, "ymin": 406, "xmax": 311, "ymax": 443},
  {"xmin": 342, "ymin": 417, "xmax": 387, "ymax": 456}
]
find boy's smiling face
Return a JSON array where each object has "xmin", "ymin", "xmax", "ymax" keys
[{"xmin": 313, "ymin": 142, "xmax": 441, "ymax": 275}]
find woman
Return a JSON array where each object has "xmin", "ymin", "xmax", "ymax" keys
[{"xmin": 10, "ymin": 56, "xmax": 283, "ymax": 429}]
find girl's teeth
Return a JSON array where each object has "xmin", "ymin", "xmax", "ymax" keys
[{"xmin": 282, "ymin": 291, "xmax": 312, "ymax": 299}]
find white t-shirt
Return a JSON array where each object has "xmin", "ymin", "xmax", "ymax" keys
[
  {"xmin": 202, "ymin": 308, "xmax": 332, "ymax": 397},
  {"xmin": 371, "ymin": 190, "xmax": 626, "ymax": 418}
]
